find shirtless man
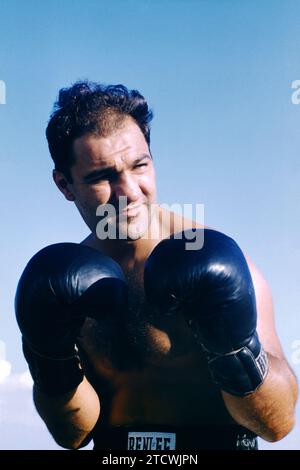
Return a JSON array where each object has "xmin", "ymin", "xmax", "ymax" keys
[{"xmin": 15, "ymin": 81, "xmax": 298, "ymax": 450}]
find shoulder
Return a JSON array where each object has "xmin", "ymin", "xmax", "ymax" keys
[
  {"xmin": 80, "ymin": 233, "xmax": 103, "ymax": 251},
  {"xmin": 158, "ymin": 206, "xmax": 206, "ymax": 237},
  {"xmin": 80, "ymin": 233, "xmax": 93, "ymax": 246}
]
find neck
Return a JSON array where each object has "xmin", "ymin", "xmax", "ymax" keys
[{"xmin": 98, "ymin": 237, "xmax": 152, "ymax": 269}]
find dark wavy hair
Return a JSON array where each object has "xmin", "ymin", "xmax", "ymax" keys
[{"xmin": 46, "ymin": 81, "xmax": 153, "ymax": 182}]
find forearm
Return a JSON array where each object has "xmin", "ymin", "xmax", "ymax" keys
[
  {"xmin": 33, "ymin": 376, "xmax": 100, "ymax": 449},
  {"xmin": 222, "ymin": 354, "xmax": 298, "ymax": 442}
]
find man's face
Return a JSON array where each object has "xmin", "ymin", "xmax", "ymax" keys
[{"xmin": 59, "ymin": 118, "xmax": 157, "ymax": 241}]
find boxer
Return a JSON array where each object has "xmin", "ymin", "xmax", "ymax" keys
[{"xmin": 15, "ymin": 81, "xmax": 298, "ymax": 450}]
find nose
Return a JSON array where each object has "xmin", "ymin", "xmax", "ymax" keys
[{"xmin": 113, "ymin": 172, "xmax": 141, "ymax": 204}]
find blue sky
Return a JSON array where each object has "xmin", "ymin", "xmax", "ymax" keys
[{"xmin": 0, "ymin": 0, "xmax": 299, "ymax": 449}]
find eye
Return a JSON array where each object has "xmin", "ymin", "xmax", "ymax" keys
[
  {"xmin": 87, "ymin": 172, "xmax": 118, "ymax": 184},
  {"xmin": 134, "ymin": 163, "xmax": 148, "ymax": 170},
  {"xmin": 87, "ymin": 176, "xmax": 108, "ymax": 184}
]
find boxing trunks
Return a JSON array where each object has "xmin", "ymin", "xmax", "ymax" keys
[{"xmin": 92, "ymin": 423, "xmax": 258, "ymax": 450}]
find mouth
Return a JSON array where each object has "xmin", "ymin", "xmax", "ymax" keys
[{"xmin": 119, "ymin": 203, "xmax": 143, "ymax": 218}]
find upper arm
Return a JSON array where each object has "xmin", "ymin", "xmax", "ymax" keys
[{"xmin": 244, "ymin": 254, "xmax": 285, "ymax": 359}]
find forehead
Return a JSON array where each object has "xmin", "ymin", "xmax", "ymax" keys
[{"xmin": 72, "ymin": 119, "xmax": 149, "ymax": 169}]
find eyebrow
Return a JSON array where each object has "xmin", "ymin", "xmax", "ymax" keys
[{"xmin": 82, "ymin": 154, "xmax": 151, "ymax": 183}]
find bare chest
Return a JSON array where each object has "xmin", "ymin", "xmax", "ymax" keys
[
  {"xmin": 78, "ymin": 268, "xmax": 231, "ymax": 426},
  {"xmin": 79, "ymin": 265, "xmax": 200, "ymax": 374}
]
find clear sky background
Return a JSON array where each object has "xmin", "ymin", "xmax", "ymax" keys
[{"xmin": 0, "ymin": 0, "xmax": 299, "ymax": 450}]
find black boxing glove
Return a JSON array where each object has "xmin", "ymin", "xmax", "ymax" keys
[
  {"xmin": 15, "ymin": 243, "xmax": 127, "ymax": 396},
  {"xmin": 144, "ymin": 229, "xmax": 268, "ymax": 396}
]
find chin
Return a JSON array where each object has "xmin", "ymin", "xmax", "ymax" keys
[
  {"xmin": 119, "ymin": 223, "xmax": 148, "ymax": 241},
  {"xmin": 120, "ymin": 206, "xmax": 153, "ymax": 241}
]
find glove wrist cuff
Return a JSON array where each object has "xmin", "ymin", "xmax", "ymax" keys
[
  {"xmin": 204, "ymin": 334, "xmax": 269, "ymax": 397},
  {"xmin": 22, "ymin": 338, "xmax": 84, "ymax": 396}
]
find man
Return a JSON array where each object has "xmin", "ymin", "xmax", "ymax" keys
[{"xmin": 15, "ymin": 81, "xmax": 298, "ymax": 450}]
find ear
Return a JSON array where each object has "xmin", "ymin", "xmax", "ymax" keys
[{"xmin": 53, "ymin": 170, "xmax": 76, "ymax": 201}]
